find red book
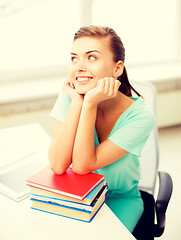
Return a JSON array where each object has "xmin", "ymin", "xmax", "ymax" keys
[{"xmin": 26, "ymin": 166, "xmax": 105, "ymax": 200}]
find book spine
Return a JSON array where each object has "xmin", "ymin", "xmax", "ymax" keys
[
  {"xmin": 31, "ymin": 198, "xmax": 105, "ymax": 223},
  {"xmin": 30, "ymin": 184, "xmax": 108, "ymax": 212}
]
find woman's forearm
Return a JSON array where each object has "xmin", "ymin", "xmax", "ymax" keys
[
  {"xmin": 72, "ymin": 100, "xmax": 98, "ymax": 174},
  {"xmin": 48, "ymin": 97, "xmax": 83, "ymax": 175}
]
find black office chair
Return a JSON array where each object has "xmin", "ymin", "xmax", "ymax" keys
[{"xmin": 130, "ymin": 81, "xmax": 173, "ymax": 240}]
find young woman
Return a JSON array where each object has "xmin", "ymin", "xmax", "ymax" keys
[{"xmin": 48, "ymin": 26, "xmax": 155, "ymax": 232}]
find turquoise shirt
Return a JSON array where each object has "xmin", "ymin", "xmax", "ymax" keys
[
  {"xmin": 50, "ymin": 90, "xmax": 155, "ymax": 232},
  {"xmin": 94, "ymin": 97, "xmax": 155, "ymax": 197}
]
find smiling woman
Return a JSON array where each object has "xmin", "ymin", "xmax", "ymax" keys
[
  {"xmin": 48, "ymin": 25, "xmax": 155, "ymax": 233},
  {"xmin": 69, "ymin": 37, "xmax": 121, "ymax": 94}
]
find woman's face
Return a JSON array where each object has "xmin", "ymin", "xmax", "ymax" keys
[{"xmin": 69, "ymin": 37, "xmax": 118, "ymax": 94}]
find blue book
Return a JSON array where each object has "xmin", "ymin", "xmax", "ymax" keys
[
  {"xmin": 30, "ymin": 184, "xmax": 108, "ymax": 211},
  {"xmin": 30, "ymin": 185, "xmax": 107, "ymax": 222}
]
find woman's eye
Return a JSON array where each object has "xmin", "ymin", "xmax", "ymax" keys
[
  {"xmin": 88, "ymin": 55, "xmax": 96, "ymax": 61},
  {"xmin": 71, "ymin": 57, "xmax": 78, "ymax": 63}
]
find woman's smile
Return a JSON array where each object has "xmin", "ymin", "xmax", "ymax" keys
[{"xmin": 76, "ymin": 76, "xmax": 93, "ymax": 84}]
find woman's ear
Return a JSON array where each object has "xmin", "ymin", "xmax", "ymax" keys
[{"xmin": 113, "ymin": 61, "xmax": 124, "ymax": 78}]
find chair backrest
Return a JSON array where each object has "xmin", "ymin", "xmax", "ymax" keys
[{"xmin": 131, "ymin": 80, "xmax": 159, "ymax": 194}]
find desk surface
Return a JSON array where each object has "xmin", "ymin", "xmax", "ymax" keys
[
  {"xmin": 0, "ymin": 194, "xmax": 135, "ymax": 240},
  {"xmin": 0, "ymin": 124, "xmax": 135, "ymax": 240}
]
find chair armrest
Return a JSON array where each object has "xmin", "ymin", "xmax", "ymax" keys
[{"xmin": 154, "ymin": 171, "xmax": 173, "ymax": 237}]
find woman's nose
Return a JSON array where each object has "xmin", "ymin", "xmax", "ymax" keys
[{"xmin": 76, "ymin": 59, "xmax": 87, "ymax": 72}]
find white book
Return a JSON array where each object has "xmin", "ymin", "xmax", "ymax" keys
[{"xmin": 30, "ymin": 184, "xmax": 108, "ymax": 211}]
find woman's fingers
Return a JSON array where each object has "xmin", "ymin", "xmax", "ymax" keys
[
  {"xmin": 98, "ymin": 77, "xmax": 121, "ymax": 97},
  {"xmin": 114, "ymin": 80, "xmax": 121, "ymax": 95},
  {"xmin": 85, "ymin": 77, "xmax": 121, "ymax": 105},
  {"xmin": 69, "ymin": 82, "xmax": 75, "ymax": 89},
  {"xmin": 109, "ymin": 77, "xmax": 116, "ymax": 96},
  {"xmin": 62, "ymin": 78, "xmax": 80, "ymax": 100}
]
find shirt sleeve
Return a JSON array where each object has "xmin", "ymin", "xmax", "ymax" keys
[
  {"xmin": 108, "ymin": 106, "xmax": 156, "ymax": 157},
  {"xmin": 50, "ymin": 90, "xmax": 72, "ymax": 122}
]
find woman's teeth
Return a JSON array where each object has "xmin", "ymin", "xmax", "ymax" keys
[{"xmin": 76, "ymin": 77, "xmax": 92, "ymax": 82}]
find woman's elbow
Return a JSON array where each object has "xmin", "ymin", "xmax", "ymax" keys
[
  {"xmin": 48, "ymin": 151, "xmax": 67, "ymax": 175},
  {"xmin": 49, "ymin": 162, "xmax": 67, "ymax": 175},
  {"xmin": 72, "ymin": 162, "xmax": 92, "ymax": 175}
]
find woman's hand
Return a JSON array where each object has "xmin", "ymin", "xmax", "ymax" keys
[
  {"xmin": 62, "ymin": 78, "xmax": 83, "ymax": 101},
  {"xmin": 84, "ymin": 77, "xmax": 121, "ymax": 106}
]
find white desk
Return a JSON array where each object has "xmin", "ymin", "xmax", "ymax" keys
[
  {"xmin": 0, "ymin": 194, "xmax": 135, "ymax": 240},
  {"xmin": 0, "ymin": 124, "xmax": 135, "ymax": 240}
]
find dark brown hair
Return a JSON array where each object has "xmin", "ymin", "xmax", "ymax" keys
[{"xmin": 74, "ymin": 26, "xmax": 141, "ymax": 97}]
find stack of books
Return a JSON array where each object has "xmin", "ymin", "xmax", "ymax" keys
[{"xmin": 26, "ymin": 166, "xmax": 108, "ymax": 222}]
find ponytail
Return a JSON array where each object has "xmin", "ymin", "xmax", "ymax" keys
[{"xmin": 118, "ymin": 67, "xmax": 142, "ymax": 97}]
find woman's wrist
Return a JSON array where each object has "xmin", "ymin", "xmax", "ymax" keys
[
  {"xmin": 70, "ymin": 95, "xmax": 84, "ymax": 113},
  {"xmin": 83, "ymin": 95, "xmax": 98, "ymax": 110},
  {"xmin": 71, "ymin": 93, "xmax": 84, "ymax": 103}
]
